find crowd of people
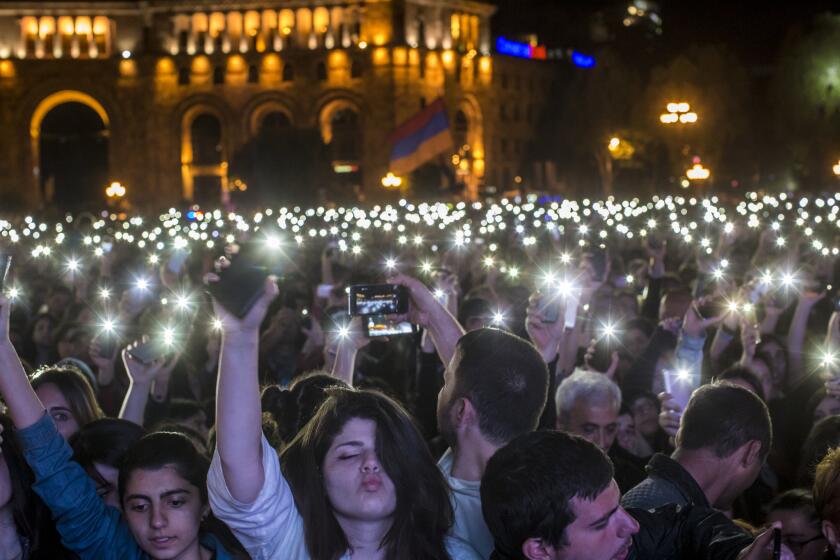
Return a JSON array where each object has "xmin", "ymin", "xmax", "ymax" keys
[{"xmin": 1, "ymin": 194, "xmax": 840, "ymax": 559}]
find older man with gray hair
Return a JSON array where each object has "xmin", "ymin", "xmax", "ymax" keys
[{"xmin": 556, "ymin": 368, "xmax": 646, "ymax": 491}]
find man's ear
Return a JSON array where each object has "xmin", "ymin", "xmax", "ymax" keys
[
  {"xmin": 740, "ymin": 439, "xmax": 763, "ymax": 468},
  {"xmin": 522, "ymin": 537, "xmax": 556, "ymax": 560},
  {"xmin": 456, "ymin": 396, "xmax": 478, "ymax": 430}
]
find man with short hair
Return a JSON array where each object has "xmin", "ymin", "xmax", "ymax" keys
[
  {"xmin": 555, "ymin": 369, "xmax": 645, "ymax": 492},
  {"xmin": 481, "ymin": 430, "xmax": 787, "ymax": 560},
  {"xmin": 555, "ymin": 369, "xmax": 621, "ymax": 451},
  {"xmin": 621, "ymin": 382, "xmax": 771, "ymax": 512},
  {"xmin": 391, "ymin": 274, "xmax": 550, "ymax": 558}
]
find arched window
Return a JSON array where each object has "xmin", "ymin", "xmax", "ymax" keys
[
  {"xmin": 191, "ymin": 113, "xmax": 222, "ymax": 165},
  {"xmin": 453, "ymin": 110, "xmax": 469, "ymax": 150},
  {"xmin": 330, "ymin": 108, "xmax": 360, "ymax": 162},
  {"xmin": 260, "ymin": 111, "xmax": 291, "ymax": 132}
]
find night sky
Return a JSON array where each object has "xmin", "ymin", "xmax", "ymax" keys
[{"xmin": 490, "ymin": 0, "xmax": 840, "ymax": 66}]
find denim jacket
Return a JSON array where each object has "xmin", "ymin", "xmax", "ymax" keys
[{"xmin": 17, "ymin": 412, "xmax": 234, "ymax": 560}]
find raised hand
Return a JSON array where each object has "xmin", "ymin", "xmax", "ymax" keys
[
  {"xmin": 206, "ymin": 256, "xmax": 279, "ymax": 336},
  {"xmin": 525, "ymin": 292, "xmax": 566, "ymax": 363},
  {"xmin": 681, "ymin": 301, "xmax": 724, "ymax": 338},
  {"xmin": 387, "ymin": 273, "xmax": 444, "ymax": 329},
  {"xmin": 657, "ymin": 392, "xmax": 682, "ymax": 438}
]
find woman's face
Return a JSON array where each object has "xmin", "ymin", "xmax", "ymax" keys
[
  {"xmin": 759, "ymin": 341, "xmax": 787, "ymax": 388},
  {"xmin": 32, "ymin": 317, "xmax": 54, "ymax": 347},
  {"xmin": 35, "ymin": 382, "xmax": 80, "ymax": 440},
  {"xmin": 123, "ymin": 465, "xmax": 206, "ymax": 560},
  {"xmin": 93, "ymin": 461, "xmax": 121, "ymax": 511},
  {"xmin": 630, "ymin": 397, "xmax": 659, "ymax": 438},
  {"xmin": 814, "ymin": 396, "xmax": 840, "ymax": 425},
  {"xmin": 322, "ymin": 417, "xmax": 397, "ymax": 524},
  {"xmin": 766, "ymin": 508, "xmax": 825, "ymax": 560},
  {"xmin": 616, "ymin": 413, "xmax": 637, "ymax": 453}
]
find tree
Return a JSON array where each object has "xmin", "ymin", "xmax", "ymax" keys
[
  {"xmin": 641, "ymin": 44, "xmax": 752, "ymax": 189},
  {"xmin": 770, "ymin": 13, "xmax": 840, "ymax": 190}
]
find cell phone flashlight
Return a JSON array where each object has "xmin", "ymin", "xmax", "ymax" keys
[
  {"xmin": 663, "ymin": 369, "xmax": 700, "ymax": 411},
  {"xmin": 564, "ymin": 290, "xmax": 580, "ymax": 329}
]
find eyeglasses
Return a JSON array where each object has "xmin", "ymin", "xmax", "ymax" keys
[{"xmin": 784, "ymin": 533, "xmax": 824, "ymax": 555}]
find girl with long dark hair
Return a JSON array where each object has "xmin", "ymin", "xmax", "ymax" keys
[{"xmin": 208, "ymin": 277, "xmax": 480, "ymax": 559}]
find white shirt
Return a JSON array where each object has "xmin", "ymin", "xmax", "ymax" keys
[
  {"xmin": 208, "ymin": 435, "xmax": 482, "ymax": 560},
  {"xmin": 438, "ymin": 448, "xmax": 495, "ymax": 559}
]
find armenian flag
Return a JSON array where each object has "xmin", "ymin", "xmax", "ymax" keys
[{"xmin": 388, "ymin": 98, "xmax": 453, "ymax": 175}]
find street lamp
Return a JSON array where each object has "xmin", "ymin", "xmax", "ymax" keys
[
  {"xmin": 381, "ymin": 172, "xmax": 403, "ymax": 188},
  {"xmin": 833, "ymin": 160, "xmax": 840, "ymax": 177},
  {"xmin": 660, "ymin": 101, "xmax": 697, "ymax": 125},
  {"xmin": 686, "ymin": 159, "xmax": 711, "ymax": 181},
  {"xmin": 105, "ymin": 181, "xmax": 126, "ymax": 199}
]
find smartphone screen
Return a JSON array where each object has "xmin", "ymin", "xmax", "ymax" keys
[
  {"xmin": 366, "ymin": 315, "xmax": 414, "ymax": 338},
  {"xmin": 540, "ymin": 296, "xmax": 561, "ymax": 323},
  {"xmin": 564, "ymin": 290, "xmax": 580, "ymax": 329},
  {"xmin": 662, "ymin": 369, "xmax": 700, "ymax": 411},
  {"xmin": 349, "ymin": 284, "xmax": 408, "ymax": 316}
]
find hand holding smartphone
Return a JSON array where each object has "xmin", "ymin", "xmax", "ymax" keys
[{"xmin": 662, "ymin": 369, "xmax": 700, "ymax": 412}]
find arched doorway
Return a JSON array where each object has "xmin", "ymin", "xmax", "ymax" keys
[
  {"xmin": 319, "ymin": 100, "xmax": 362, "ymax": 198},
  {"xmin": 180, "ymin": 105, "xmax": 228, "ymax": 206},
  {"xmin": 31, "ymin": 91, "xmax": 110, "ymax": 209}
]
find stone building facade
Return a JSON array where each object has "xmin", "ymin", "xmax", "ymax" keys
[{"xmin": 0, "ymin": 0, "xmax": 552, "ymax": 209}]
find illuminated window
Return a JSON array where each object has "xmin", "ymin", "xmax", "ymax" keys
[{"xmin": 450, "ymin": 13, "xmax": 460, "ymax": 41}]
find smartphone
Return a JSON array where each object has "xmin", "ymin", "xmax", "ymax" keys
[
  {"xmin": 0, "ymin": 254, "xmax": 10, "ymax": 292},
  {"xmin": 540, "ymin": 296, "xmax": 562, "ymax": 323},
  {"xmin": 772, "ymin": 527, "xmax": 781, "ymax": 560},
  {"xmin": 348, "ymin": 284, "xmax": 409, "ymax": 316},
  {"xmin": 663, "ymin": 369, "xmax": 700, "ymax": 411},
  {"xmin": 316, "ymin": 284, "xmax": 334, "ymax": 299},
  {"xmin": 206, "ymin": 251, "xmax": 273, "ymax": 318},
  {"xmin": 366, "ymin": 315, "xmax": 414, "ymax": 338},
  {"xmin": 564, "ymin": 290, "xmax": 580, "ymax": 329},
  {"xmin": 591, "ymin": 248, "xmax": 608, "ymax": 283},
  {"xmin": 127, "ymin": 337, "xmax": 169, "ymax": 365}
]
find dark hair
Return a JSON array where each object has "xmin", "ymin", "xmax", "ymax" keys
[
  {"xmin": 799, "ymin": 416, "xmax": 840, "ymax": 487},
  {"xmin": 30, "ymin": 367, "xmax": 104, "ymax": 429},
  {"xmin": 117, "ymin": 431, "xmax": 246, "ymax": 557},
  {"xmin": 458, "ymin": 297, "xmax": 491, "ymax": 325},
  {"xmin": 452, "ymin": 328, "xmax": 549, "ymax": 445},
  {"xmin": 164, "ymin": 398, "xmax": 207, "ymax": 423},
  {"xmin": 0, "ymin": 414, "xmax": 69, "ymax": 558},
  {"xmin": 70, "ymin": 418, "xmax": 146, "ymax": 487},
  {"xmin": 480, "ymin": 431, "xmax": 614, "ymax": 560},
  {"xmin": 261, "ymin": 371, "xmax": 350, "ymax": 446},
  {"xmin": 281, "ymin": 388, "xmax": 454, "ymax": 560},
  {"xmin": 678, "ymin": 383, "xmax": 772, "ymax": 460},
  {"xmin": 768, "ymin": 489, "xmax": 820, "ymax": 526},
  {"xmin": 715, "ymin": 366, "xmax": 765, "ymax": 401}
]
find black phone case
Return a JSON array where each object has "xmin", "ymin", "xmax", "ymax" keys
[
  {"xmin": 127, "ymin": 340, "xmax": 166, "ymax": 365},
  {"xmin": 206, "ymin": 259, "xmax": 269, "ymax": 318}
]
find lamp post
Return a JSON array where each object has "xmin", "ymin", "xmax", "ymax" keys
[{"xmin": 660, "ymin": 101, "xmax": 698, "ymax": 125}]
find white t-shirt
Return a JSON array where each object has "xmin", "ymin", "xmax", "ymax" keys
[
  {"xmin": 438, "ymin": 448, "xmax": 495, "ymax": 559},
  {"xmin": 208, "ymin": 435, "xmax": 481, "ymax": 560}
]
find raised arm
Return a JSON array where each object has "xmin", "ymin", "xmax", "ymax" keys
[
  {"xmin": 787, "ymin": 290, "xmax": 824, "ymax": 385},
  {"xmin": 211, "ymin": 274, "xmax": 278, "ymax": 503},
  {"xmin": 0, "ymin": 295, "xmax": 46, "ymax": 429},
  {"xmin": 388, "ymin": 273, "xmax": 464, "ymax": 366},
  {"xmin": 325, "ymin": 316, "xmax": 369, "ymax": 386},
  {"xmin": 118, "ymin": 348, "xmax": 178, "ymax": 426}
]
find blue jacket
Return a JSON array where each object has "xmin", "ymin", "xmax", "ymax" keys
[{"xmin": 18, "ymin": 412, "xmax": 235, "ymax": 560}]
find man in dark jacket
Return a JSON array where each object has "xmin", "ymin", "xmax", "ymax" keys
[
  {"xmin": 621, "ymin": 383, "xmax": 771, "ymax": 513},
  {"xmin": 480, "ymin": 430, "xmax": 790, "ymax": 560}
]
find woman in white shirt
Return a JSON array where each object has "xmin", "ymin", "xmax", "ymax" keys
[{"xmin": 207, "ymin": 274, "xmax": 480, "ymax": 560}]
